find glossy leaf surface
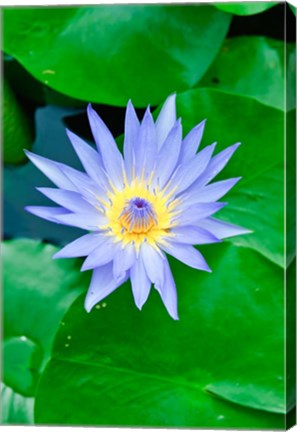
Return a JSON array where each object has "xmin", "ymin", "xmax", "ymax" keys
[
  {"xmin": 35, "ymin": 244, "xmax": 285, "ymax": 428},
  {"xmin": 3, "ymin": 5, "xmax": 231, "ymax": 107},
  {"xmin": 198, "ymin": 36, "xmax": 295, "ymax": 111}
]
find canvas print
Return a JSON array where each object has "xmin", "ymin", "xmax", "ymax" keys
[{"xmin": 1, "ymin": 1, "xmax": 296, "ymax": 429}]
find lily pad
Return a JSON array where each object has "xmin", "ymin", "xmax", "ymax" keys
[
  {"xmin": 2, "ymin": 239, "xmax": 89, "ymax": 424},
  {"xmin": 3, "ymin": 5, "xmax": 231, "ymax": 107},
  {"xmin": 198, "ymin": 36, "xmax": 295, "ymax": 111},
  {"xmin": 215, "ymin": 2, "xmax": 277, "ymax": 16},
  {"xmin": 4, "ymin": 55, "xmax": 86, "ymax": 108},
  {"xmin": 35, "ymin": 244, "xmax": 286, "ymax": 428}
]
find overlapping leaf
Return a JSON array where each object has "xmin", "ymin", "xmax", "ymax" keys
[
  {"xmin": 198, "ymin": 36, "xmax": 295, "ymax": 111},
  {"xmin": 1, "ymin": 239, "xmax": 89, "ymax": 424},
  {"xmin": 3, "ymin": 5, "xmax": 231, "ymax": 107}
]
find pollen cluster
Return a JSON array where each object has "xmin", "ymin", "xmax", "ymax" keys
[{"xmin": 99, "ymin": 177, "xmax": 179, "ymax": 247}]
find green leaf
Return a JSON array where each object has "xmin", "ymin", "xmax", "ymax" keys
[
  {"xmin": 3, "ymin": 77, "xmax": 35, "ymax": 164},
  {"xmin": 198, "ymin": 36, "xmax": 295, "ymax": 111},
  {"xmin": 289, "ymin": 3, "xmax": 296, "ymax": 15},
  {"xmin": 1, "ymin": 384, "xmax": 34, "ymax": 425},
  {"xmin": 35, "ymin": 244, "xmax": 286, "ymax": 428},
  {"xmin": 2, "ymin": 239, "xmax": 89, "ymax": 424},
  {"xmin": 286, "ymin": 109, "xmax": 296, "ymax": 266},
  {"xmin": 3, "ymin": 337, "xmax": 43, "ymax": 397},
  {"xmin": 215, "ymin": 2, "xmax": 277, "ymax": 15},
  {"xmin": 286, "ymin": 259, "xmax": 296, "ymax": 410},
  {"xmin": 3, "ymin": 5, "xmax": 231, "ymax": 107},
  {"xmin": 4, "ymin": 55, "xmax": 86, "ymax": 108},
  {"xmin": 174, "ymin": 88, "xmax": 286, "ymax": 267}
]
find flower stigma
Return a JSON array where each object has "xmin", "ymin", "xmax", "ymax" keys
[{"xmin": 120, "ymin": 197, "xmax": 157, "ymax": 234}]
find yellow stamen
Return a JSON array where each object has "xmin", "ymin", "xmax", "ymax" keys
[{"xmin": 98, "ymin": 176, "xmax": 179, "ymax": 248}]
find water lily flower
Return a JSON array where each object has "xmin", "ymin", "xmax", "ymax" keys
[{"xmin": 25, "ymin": 95, "xmax": 249, "ymax": 320}]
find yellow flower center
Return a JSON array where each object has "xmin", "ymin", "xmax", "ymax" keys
[{"xmin": 98, "ymin": 176, "xmax": 179, "ymax": 248}]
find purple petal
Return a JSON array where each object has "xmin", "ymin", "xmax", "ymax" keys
[
  {"xmin": 58, "ymin": 164, "xmax": 105, "ymax": 205},
  {"xmin": 66, "ymin": 129, "xmax": 107, "ymax": 188},
  {"xmin": 170, "ymin": 225, "xmax": 220, "ymax": 245},
  {"xmin": 81, "ymin": 237, "xmax": 118, "ymax": 271},
  {"xmin": 123, "ymin": 100, "xmax": 140, "ymax": 182},
  {"xmin": 25, "ymin": 206, "xmax": 69, "ymax": 224},
  {"xmin": 54, "ymin": 211, "xmax": 107, "ymax": 231},
  {"xmin": 155, "ymin": 119, "xmax": 182, "ymax": 188},
  {"xmin": 113, "ymin": 242, "xmax": 136, "ymax": 283},
  {"xmin": 175, "ymin": 202, "xmax": 227, "ymax": 226},
  {"xmin": 188, "ymin": 177, "xmax": 241, "ymax": 204},
  {"xmin": 53, "ymin": 233, "xmax": 104, "ymax": 259},
  {"xmin": 84, "ymin": 263, "xmax": 128, "ymax": 312},
  {"xmin": 135, "ymin": 107, "xmax": 157, "ymax": 177},
  {"xmin": 190, "ymin": 142, "xmax": 241, "ymax": 190},
  {"xmin": 141, "ymin": 242, "xmax": 165, "ymax": 290},
  {"xmin": 24, "ymin": 150, "xmax": 76, "ymax": 191},
  {"xmin": 197, "ymin": 217, "xmax": 252, "ymax": 239},
  {"xmin": 130, "ymin": 256, "xmax": 151, "ymax": 310},
  {"xmin": 36, "ymin": 188, "xmax": 95, "ymax": 213},
  {"xmin": 162, "ymin": 241, "xmax": 211, "ymax": 272},
  {"xmin": 158, "ymin": 258, "xmax": 179, "ymax": 320},
  {"xmin": 87, "ymin": 104, "xmax": 124, "ymax": 188},
  {"xmin": 179, "ymin": 119, "xmax": 206, "ymax": 163},
  {"xmin": 169, "ymin": 143, "xmax": 216, "ymax": 195},
  {"xmin": 155, "ymin": 94, "xmax": 176, "ymax": 149}
]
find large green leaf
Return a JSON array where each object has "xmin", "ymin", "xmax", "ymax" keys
[
  {"xmin": 174, "ymin": 88, "xmax": 286, "ymax": 267},
  {"xmin": 1, "ymin": 239, "xmax": 89, "ymax": 424},
  {"xmin": 3, "ymin": 5, "xmax": 231, "ymax": 107},
  {"xmin": 3, "ymin": 77, "xmax": 34, "ymax": 164},
  {"xmin": 198, "ymin": 36, "xmax": 295, "ymax": 111},
  {"xmin": 35, "ymin": 243, "xmax": 286, "ymax": 428},
  {"xmin": 215, "ymin": 2, "xmax": 277, "ymax": 15}
]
